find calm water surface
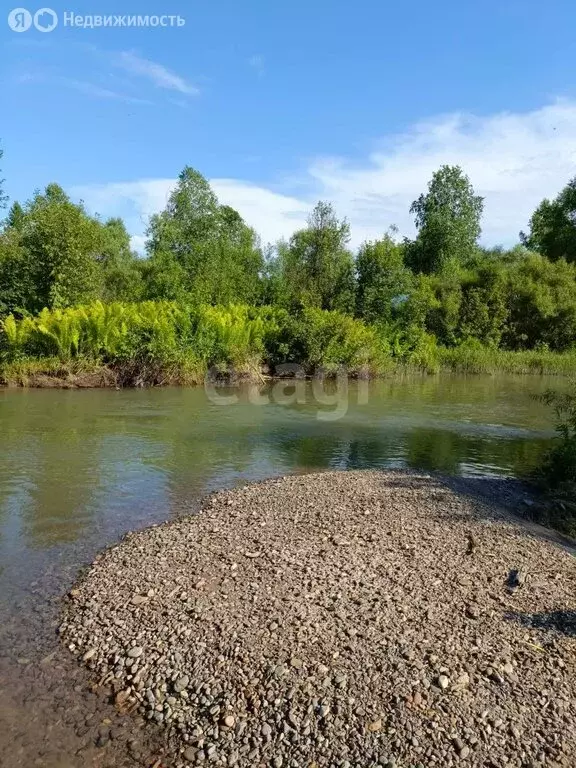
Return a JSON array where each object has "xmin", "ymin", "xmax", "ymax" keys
[
  {"xmin": 0, "ymin": 375, "xmax": 564, "ymax": 611},
  {"xmin": 0, "ymin": 375, "xmax": 566, "ymax": 765}
]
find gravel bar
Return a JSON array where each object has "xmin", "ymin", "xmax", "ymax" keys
[{"xmin": 60, "ymin": 470, "xmax": 576, "ymax": 768}]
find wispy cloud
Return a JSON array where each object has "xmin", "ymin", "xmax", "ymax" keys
[
  {"xmin": 72, "ymin": 99, "xmax": 576, "ymax": 251},
  {"xmin": 14, "ymin": 71, "xmax": 152, "ymax": 105},
  {"xmin": 115, "ymin": 51, "xmax": 199, "ymax": 95},
  {"xmin": 58, "ymin": 77, "xmax": 153, "ymax": 105},
  {"xmin": 248, "ymin": 54, "xmax": 265, "ymax": 77}
]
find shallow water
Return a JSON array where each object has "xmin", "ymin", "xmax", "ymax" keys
[{"xmin": 0, "ymin": 375, "xmax": 567, "ymax": 765}]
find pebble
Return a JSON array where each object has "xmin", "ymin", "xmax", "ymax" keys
[
  {"xmin": 60, "ymin": 470, "xmax": 576, "ymax": 768},
  {"xmin": 437, "ymin": 675, "xmax": 450, "ymax": 690},
  {"xmin": 174, "ymin": 675, "xmax": 190, "ymax": 693}
]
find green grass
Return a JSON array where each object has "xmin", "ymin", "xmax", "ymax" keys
[{"xmin": 438, "ymin": 345, "xmax": 576, "ymax": 375}]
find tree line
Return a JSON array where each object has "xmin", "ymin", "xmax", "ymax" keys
[{"xmin": 2, "ymin": 145, "xmax": 576, "ymax": 356}]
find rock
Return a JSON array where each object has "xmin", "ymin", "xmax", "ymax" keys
[
  {"xmin": 131, "ymin": 595, "xmax": 148, "ymax": 606},
  {"xmin": 115, "ymin": 689, "xmax": 131, "ymax": 707},
  {"xmin": 412, "ymin": 691, "xmax": 423, "ymax": 706},
  {"xmin": 127, "ymin": 646, "xmax": 143, "ymax": 659},
  {"xmin": 368, "ymin": 719, "xmax": 382, "ymax": 732},
  {"xmin": 507, "ymin": 569, "xmax": 527, "ymax": 590},
  {"xmin": 82, "ymin": 648, "xmax": 97, "ymax": 661},
  {"xmin": 465, "ymin": 604, "xmax": 480, "ymax": 620},
  {"xmin": 222, "ymin": 715, "xmax": 235, "ymax": 728},
  {"xmin": 437, "ymin": 675, "xmax": 450, "ymax": 690},
  {"xmin": 174, "ymin": 675, "xmax": 190, "ymax": 693},
  {"xmin": 183, "ymin": 746, "xmax": 196, "ymax": 762}
]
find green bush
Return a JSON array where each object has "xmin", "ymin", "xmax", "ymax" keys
[
  {"xmin": 540, "ymin": 388, "xmax": 576, "ymax": 486},
  {"xmin": 268, "ymin": 307, "xmax": 391, "ymax": 375}
]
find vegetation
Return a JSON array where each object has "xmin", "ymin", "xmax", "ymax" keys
[
  {"xmin": 2, "ymin": 151, "xmax": 576, "ymax": 384},
  {"xmin": 529, "ymin": 386, "xmax": 576, "ymax": 536}
]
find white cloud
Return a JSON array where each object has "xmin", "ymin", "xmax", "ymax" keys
[
  {"xmin": 72, "ymin": 99, "xmax": 576, "ymax": 252},
  {"xmin": 211, "ymin": 180, "xmax": 308, "ymax": 244},
  {"xmin": 115, "ymin": 51, "xmax": 199, "ymax": 95}
]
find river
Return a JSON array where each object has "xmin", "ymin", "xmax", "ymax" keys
[{"xmin": 0, "ymin": 375, "xmax": 566, "ymax": 766}]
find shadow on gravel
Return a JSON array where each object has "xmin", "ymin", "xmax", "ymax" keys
[{"xmin": 504, "ymin": 609, "xmax": 576, "ymax": 638}]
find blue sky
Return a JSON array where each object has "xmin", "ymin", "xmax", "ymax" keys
[{"xmin": 2, "ymin": 0, "xmax": 576, "ymax": 250}]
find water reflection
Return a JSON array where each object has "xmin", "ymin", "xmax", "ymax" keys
[{"xmin": 0, "ymin": 376, "xmax": 560, "ymax": 610}]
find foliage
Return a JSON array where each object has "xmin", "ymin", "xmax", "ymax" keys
[
  {"xmin": 0, "ymin": 301, "xmax": 393, "ymax": 381},
  {"xmin": 355, "ymin": 235, "xmax": 412, "ymax": 324},
  {"xmin": 523, "ymin": 177, "xmax": 576, "ymax": 263},
  {"xmin": 539, "ymin": 388, "xmax": 576, "ymax": 486},
  {"xmin": 2, "ymin": 159, "xmax": 576, "ymax": 382},
  {"xmin": 145, "ymin": 167, "xmax": 263, "ymax": 305},
  {"xmin": 267, "ymin": 202, "xmax": 355, "ymax": 313},
  {"xmin": 0, "ymin": 184, "xmax": 145, "ymax": 316},
  {"xmin": 438, "ymin": 343, "xmax": 576, "ymax": 375},
  {"xmin": 533, "ymin": 386, "xmax": 576, "ymax": 535},
  {"xmin": 268, "ymin": 306, "xmax": 391, "ymax": 374},
  {"xmin": 503, "ymin": 252, "xmax": 576, "ymax": 351},
  {"xmin": 407, "ymin": 165, "xmax": 484, "ymax": 274}
]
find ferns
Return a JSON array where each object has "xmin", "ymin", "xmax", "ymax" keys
[
  {"xmin": 0, "ymin": 302, "xmax": 290, "ymax": 374},
  {"xmin": 5, "ymin": 300, "xmax": 574, "ymax": 386},
  {"xmin": 0, "ymin": 301, "xmax": 392, "ymax": 379}
]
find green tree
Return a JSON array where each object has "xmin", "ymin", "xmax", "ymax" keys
[
  {"xmin": 6, "ymin": 201, "xmax": 25, "ymax": 230},
  {"xmin": 522, "ymin": 178, "xmax": 576, "ymax": 263},
  {"xmin": 270, "ymin": 201, "xmax": 355, "ymax": 313},
  {"xmin": 458, "ymin": 262, "xmax": 509, "ymax": 347},
  {"xmin": 407, "ymin": 165, "xmax": 484, "ymax": 274},
  {"xmin": 503, "ymin": 251, "xmax": 576, "ymax": 351},
  {"xmin": 356, "ymin": 234, "xmax": 412, "ymax": 324},
  {"xmin": 97, "ymin": 218, "xmax": 143, "ymax": 302},
  {"xmin": 0, "ymin": 185, "xmax": 111, "ymax": 314},
  {"xmin": 145, "ymin": 166, "xmax": 263, "ymax": 304},
  {"xmin": 0, "ymin": 228, "xmax": 38, "ymax": 316}
]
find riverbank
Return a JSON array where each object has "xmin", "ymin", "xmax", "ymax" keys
[
  {"xmin": 3, "ymin": 347, "xmax": 576, "ymax": 388},
  {"xmin": 3, "ymin": 301, "xmax": 576, "ymax": 388},
  {"xmin": 60, "ymin": 470, "xmax": 576, "ymax": 768}
]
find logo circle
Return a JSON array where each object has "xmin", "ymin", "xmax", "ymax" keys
[
  {"xmin": 33, "ymin": 7, "xmax": 58, "ymax": 32},
  {"xmin": 8, "ymin": 8, "xmax": 32, "ymax": 31}
]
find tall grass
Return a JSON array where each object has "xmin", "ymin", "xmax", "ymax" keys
[{"xmin": 438, "ymin": 342, "xmax": 576, "ymax": 375}]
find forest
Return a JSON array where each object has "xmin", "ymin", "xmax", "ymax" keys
[{"xmin": 1, "ymin": 147, "xmax": 576, "ymax": 384}]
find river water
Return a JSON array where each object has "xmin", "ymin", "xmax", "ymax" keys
[{"xmin": 0, "ymin": 376, "xmax": 566, "ymax": 766}]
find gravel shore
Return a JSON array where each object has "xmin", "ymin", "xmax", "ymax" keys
[{"xmin": 60, "ymin": 470, "xmax": 576, "ymax": 768}]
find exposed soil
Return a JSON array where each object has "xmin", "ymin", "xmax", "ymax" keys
[{"xmin": 59, "ymin": 470, "xmax": 576, "ymax": 768}]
